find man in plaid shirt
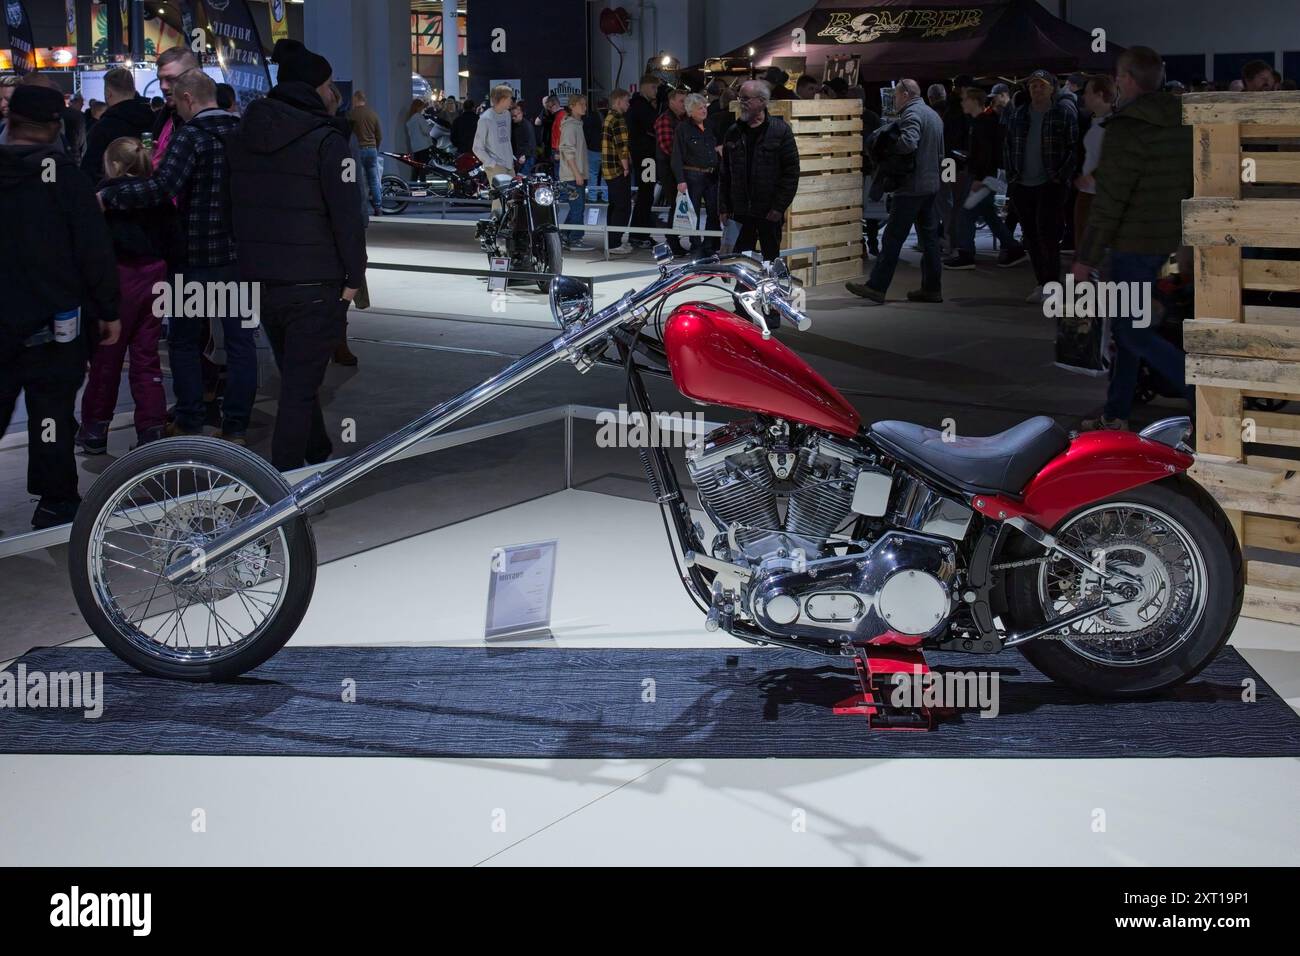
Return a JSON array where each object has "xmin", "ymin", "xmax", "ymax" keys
[
  {"xmin": 601, "ymin": 89, "xmax": 633, "ymax": 254},
  {"xmin": 99, "ymin": 69, "xmax": 256, "ymax": 443},
  {"xmin": 653, "ymin": 88, "xmax": 688, "ymax": 255}
]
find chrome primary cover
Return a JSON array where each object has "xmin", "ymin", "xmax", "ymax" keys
[{"xmin": 747, "ymin": 531, "xmax": 957, "ymax": 647}]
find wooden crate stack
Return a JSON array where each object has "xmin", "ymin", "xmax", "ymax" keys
[
  {"xmin": 765, "ymin": 98, "xmax": 864, "ymax": 286},
  {"xmin": 1181, "ymin": 92, "xmax": 1300, "ymax": 624}
]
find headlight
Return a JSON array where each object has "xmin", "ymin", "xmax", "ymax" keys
[{"xmin": 533, "ymin": 185, "xmax": 555, "ymax": 206}]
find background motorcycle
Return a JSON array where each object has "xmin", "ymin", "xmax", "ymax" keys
[
  {"xmin": 68, "ymin": 252, "xmax": 1242, "ymax": 700},
  {"xmin": 379, "ymin": 150, "xmax": 487, "ymax": 214},
  {"xmin": 476, "ymin": 171, "xmax": 563, "ymax": 293}
]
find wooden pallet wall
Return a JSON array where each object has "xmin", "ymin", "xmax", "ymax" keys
[{"xmin": 1181, "ymin": 91, "xmax": 1300, "ymax": 623}]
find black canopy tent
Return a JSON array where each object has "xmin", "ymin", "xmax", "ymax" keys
[{"xmin": 718, "ymin": 0, "xmax": 1121, "ymax": 82}]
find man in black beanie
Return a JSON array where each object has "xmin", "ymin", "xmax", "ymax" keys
[
  {"xmin": 0, "ymin": 85, "xmax": 120, "ymax": 527},
  {"xmin": 222, "ymin": 38, "xmax": 367, "ymax": 471}
]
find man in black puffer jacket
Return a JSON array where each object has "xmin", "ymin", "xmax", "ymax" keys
[
  {"xmin": 718, "ymin": 79, "xmax": 800, "ymax": 261},
  {"xmin": 222, "ymin": 39, "xmax": 366, "ymax": 471},
  {"xmin": 80, "ymin": 68, "xmax": 154, "ymax": 179},
  {"xmin": 0, "ymin": 85, "xmax": 119, "ymax": 528}
]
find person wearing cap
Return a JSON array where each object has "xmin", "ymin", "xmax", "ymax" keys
[
  {"xmin": 0, "ymin": 84, "xmax": 120, "ymax": 528},
  {"xmin": 99, "ymin": 68, "xmax": 252, "ymax": 445},
  {"xmin": 222, "ymin": 38, "xmax": 367, "ymax": 472},
  {"xmin": 1003, "ymin": 68, "xmax": 1078, "ymax": 302},
  {"xmin": 1072, "ymin": 46, "xmax": 1193, "ymax": 432},
  {"xmin": 845, "ymin": 78, "xmax": 944, "ymax": 304}
]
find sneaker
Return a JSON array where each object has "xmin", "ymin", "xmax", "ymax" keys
[
  {"xmin": 845, "ymin": 280, "xmax": 886, "ymax": 304},
  {"xmin": 75, "ymin": 420, "xmax": 110, "ymax": 455},
  {"xmin": 906, "ymin": 288, "xmax": 943, "ymax": 303},
  {"xmin": 32, "ymin": 497, "xmax": 80, "ymax": 529},
  {"xmin": 1080, "ymin": 415, "xmax": 1129, "ymax": 432},
  {"xmin": 997, "ymin": 245, "xmax": 1028, "ymax": 267},
  {"xmin": 135, "ymin": 425, "xmax": 166, "ymax": 448},
  {"xmin": 1025, "ymin": 285, "xmax": 1046, "ymax": 304},
  {"xmin": 165, "ymin": 421, "xmax": 203, "ymax": 438},
  {"xmin": 609, "ymin": 245, "xmax": 634, "ymax": 256},
  {"xmin": 566, "ymin": 240, "xmax": 594, "ymax": 251},
  {"xmin": 943, "ymin": 251, "xmax": 976, "ymax": 270}
]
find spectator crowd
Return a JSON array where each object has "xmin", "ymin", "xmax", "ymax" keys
[{"xmin": 0, "ymin": 42, "xmax": 1292, "ymax": 529}]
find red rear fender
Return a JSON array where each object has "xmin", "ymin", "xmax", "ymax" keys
[{"xmin": 970, "ymin": 430, "xmax": 1194, "ymax": 529}]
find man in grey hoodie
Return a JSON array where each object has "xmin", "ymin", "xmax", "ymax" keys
[
  {"xmin": 847, "ymin": 79, "xmax": 945, "ymax": 304},
  {"xmin": 474, "ymin": 85, "xmax": 517, "ymax": 192}
]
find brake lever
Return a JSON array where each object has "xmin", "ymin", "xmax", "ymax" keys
[{"xmin": 735, "ymin": 290, "xmax": 773, "ymax": 339}]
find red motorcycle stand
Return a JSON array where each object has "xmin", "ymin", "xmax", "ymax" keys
[{"xmin": 833, "ymin": 644, "xmax": 935, "ymax": 730}]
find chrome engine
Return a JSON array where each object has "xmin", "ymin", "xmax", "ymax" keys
[{"xmin": 685, "ymin": 418, "xmax": 974, "ymax": 650}]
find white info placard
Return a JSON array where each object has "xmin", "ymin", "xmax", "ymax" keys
[{"xmin": 485, "ymin": 540, "xmax": 558, "ymax": 638}]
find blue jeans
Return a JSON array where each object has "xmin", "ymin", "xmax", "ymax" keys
[
  {"xmin": 168, "ymin": 264, "xmax": 258, "ymax": 432},
  {"xmin": 558, "ymin": 181, "xmax": 585, "ymax": 244},
  {"xmin": 1104, "ymin": 251, "xmax": 1190, "ymax": 420},
  {"xmin": 358, "ymin": 147, "xmax": 382, "ymax": 214},
  {"xmin": 867, "ymin": 192, "xmax": 942, "ymax": 293},
  {"xmin": 587, "ymin": 150, "xmax": 605, "ymax": 201},
  {"xmin": 956, "ymin": 188, "xmax": 1017, "ymax": 253}
]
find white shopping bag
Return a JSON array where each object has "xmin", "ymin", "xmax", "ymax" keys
[{"xmin": 672, "ymin": 190, "xmax": 697, "ymax": 232}]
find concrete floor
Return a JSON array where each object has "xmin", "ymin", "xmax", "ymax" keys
[
  {"xmin": 6, "ymin": 224, "xmax": 1271, "ymax": 868},
  {"xmin": 3, "ymin": 490, "xmax": 1297, "ymax": 866}
]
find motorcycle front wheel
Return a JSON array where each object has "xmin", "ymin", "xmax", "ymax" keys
[
  {"xmin": 1006, "ymin": 475, "xmax": 1243, "ymax": 698},
  {"xmin": 536, "ymin": 231, "xmax": 563, "ymax": 293},
  {"xmin": 68, "ymin": 438, "xmax": 317, "ymax": 681}
]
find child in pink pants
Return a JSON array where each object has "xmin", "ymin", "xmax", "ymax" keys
[{"xmin": 77, "ymin": 137, "xmax": 179, "ymax": 453}]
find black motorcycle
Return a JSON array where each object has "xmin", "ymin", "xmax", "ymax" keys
[
  {"xmin": 379, "ymin": 150, "xmax": 488, "ymax": 214},
  {"xmin": 476, "ymin": 171, "xmax": 563, "ymax": 293}
]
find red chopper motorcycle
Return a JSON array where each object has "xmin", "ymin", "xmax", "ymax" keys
[{"xmin": 69, "ymin": 251, "xmax": 1242, "ymax": 704}]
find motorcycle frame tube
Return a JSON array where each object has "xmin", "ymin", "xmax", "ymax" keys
[{"xmin": 164, "ymin": 257, "xmax": 772, "ymax": 584}]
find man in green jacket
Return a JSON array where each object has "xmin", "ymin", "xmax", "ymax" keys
[{"xmin": 1073, "ymin": 45, "xmax": 1193, "ymax": 431}]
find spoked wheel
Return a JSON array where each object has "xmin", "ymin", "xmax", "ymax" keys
[
  {"xmin": 1008, "ymin": 476, "xmax": 1242, "ymax": 697},
  {"xmin": 380, "ymin": 175, "xmax": 411, "ymax": 214},
  {"xmin": 68, "ymin": 438, "xmax": 317, "ymax": 681}
]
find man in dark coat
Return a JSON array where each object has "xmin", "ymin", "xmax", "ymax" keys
[
  {"xmin": 718, "ymin": 79, "xmax": 800, "ymax": 262},
  {"xmin": 0, "ymin": 85, "xmax": 119, "ymax": 527},
  {"xmin": 624, "ymin": 76, "xmax": 660, "ymax": 247},
  {"xmin": 81, "ymin": 67, "xmax": 154, "ymax": 179},
  {"xmin": 222, "ymin": 38, "xmax": 367, "ymax": 471}
]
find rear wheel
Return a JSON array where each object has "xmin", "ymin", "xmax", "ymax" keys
[
  {"xmin": 68, "ymin": 438, "xmax": 317, "ymax": 681},
  {"xmin": 380, "ymin": 175, "xmax": 410, "ymax": 214},
  {"xmin": 1006, "ymin": 475, "xmax": 1242, "ymax": 697}
]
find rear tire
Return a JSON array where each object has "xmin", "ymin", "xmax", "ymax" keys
[
  {"xmin": 380, "ymin": 175, "xmax": 410, "ymax": 214},
  {"xmin": 1007, "ymin": 475, "xmax": 1243, "ymax": 698},
  {"xmin": 68, "ymin": 438, "xmax": 317, "ymax": 681}
]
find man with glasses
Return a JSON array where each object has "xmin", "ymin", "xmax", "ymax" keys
[{"xmin": 718, "ymin": 80, "xmax": 799, "ymax": 262}]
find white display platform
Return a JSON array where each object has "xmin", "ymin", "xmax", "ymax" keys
[{"xmin": 4, "ymin": 489, "xmax": 1300, "ymax": 866}]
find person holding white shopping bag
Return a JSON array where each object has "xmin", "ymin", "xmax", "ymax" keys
[{"xmin": 671, "ymin": 92, "xmax": 720, "ymax": 257}]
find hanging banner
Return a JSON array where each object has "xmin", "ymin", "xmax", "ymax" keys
[
  {"xmin": 194, "ymin": 0, "xmax": 271, "ymax": 111},
  {"xmin": 266, "ymin": 0, "xmax": 288, "ymax": 44},
  {"xmin": 64, "ymin": 0, "xmax": 76, "ymax": 47},
  {"xmin": 3, "ymin": 0, "xmax": 37, "ymax": 74}
]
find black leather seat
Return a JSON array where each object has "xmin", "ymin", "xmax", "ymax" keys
[{"xmin": 870, "ymin": 416, "xmax": 1070, "ymax": 495}]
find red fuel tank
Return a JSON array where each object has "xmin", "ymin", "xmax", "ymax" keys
[{"xmin": 662, "ymin": 302, "xmax": 861, "ymax": 438}]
